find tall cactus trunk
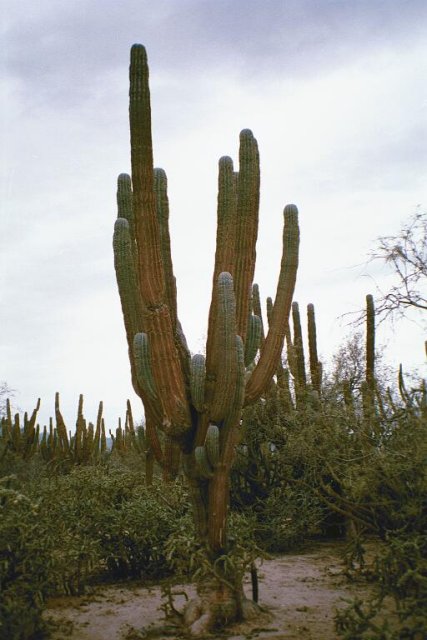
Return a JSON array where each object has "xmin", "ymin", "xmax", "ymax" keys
[{"xmin": 113, "ymin": 44, "xmax": 300, "ymax": 635}]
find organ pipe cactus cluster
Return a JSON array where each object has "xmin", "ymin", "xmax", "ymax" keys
[
  {"xmin": 0, "ymin": 394, "xmax": 113, "ymax": 463},
  {"xmin": 113, "ymin": 44, "xmax": 300, "ymax": 629}
]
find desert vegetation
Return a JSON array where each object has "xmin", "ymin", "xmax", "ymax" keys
[{"xmin": 1, "ymin": 44, "xmax": 425, "ymax": 640}]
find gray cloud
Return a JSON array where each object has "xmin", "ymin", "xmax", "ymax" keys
[{"xmin": 3, "ymin": 0, "xmax": 426, "ymax": 107}]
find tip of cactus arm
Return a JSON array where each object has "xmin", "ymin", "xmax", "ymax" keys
[
  {"xmin": 154, "ymin": 167, "xmax": 167, "ymax": 179},
  {"xmin": 117, "ymin": 173, "xmax": 131, "ymax": 184},
  {"xmin": 219, "ymin": 155, "xmax": 233, "ymax": 167},
  {"xmin": 114, "ymin": 217, "xmax": 130, "ymax": 232},
  {"xmin": 240, "ymin": 128, "xmax": 254, "ymax": 139},
  {"xmin": 131, "ymin": 43, "xmax": 147, "ymax": 55},
  {"xmin": 284, "ymin": 203, "xmax": 298, "ymax": 215}
]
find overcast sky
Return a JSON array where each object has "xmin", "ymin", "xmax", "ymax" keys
[{"xmin": 1, "ymin": 0, "xmax": 426, "ymax": 430}]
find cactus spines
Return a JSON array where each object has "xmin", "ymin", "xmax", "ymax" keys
[
  {"xmin": 205, "ymin": 423, "xmax": 220, "ymax": 468},
  {"xmin": 190, "ymin": 354, "xmax": 206, "ymax": 412}
]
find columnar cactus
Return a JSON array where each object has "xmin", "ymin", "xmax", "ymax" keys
[{"xmin": 113, "ymin": 44, "xmax": 300, "ymax": 632}]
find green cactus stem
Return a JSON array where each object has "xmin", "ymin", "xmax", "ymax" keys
[
  {"xmin": 244, "ymin": 205, "xmax": 300, "ymax": 404},
  {"xmin": 366, "ymin": 294, "xmax": 375, "ymax": 394},
  {"xmin": 205, "ymin": 423, "xmax": 220, "ymax": 468},
  {"xmin": 190, "ymin": 354, "xmax": 206, "ymax": 413},
  {"xmin": 251, "ymin": 283, "xmax": 265, "ymax": 346},
  {"xmin": 209, "ymin": 272, "xmax": 238, "ymax": 422},
  {"xmin": 244, "ymin": 314, "xmax": 262, "ymax": 367},
  {"xmin": 291, "ymin": 301, "xmax": 307, "ymax": 392},
  {"xmin": 307, "ymin": 303, "xmax": 322, "ymax": 394}
]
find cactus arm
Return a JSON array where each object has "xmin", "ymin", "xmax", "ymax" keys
[
  {"xmin": 154, "ymin": 169, "xmax": 191, "ymax": 377},
  {"xmin": 205, "ymin": 423, "xmax": 220, "ymax": 468},
  {"xmin": 129, "ymin": 44, "xmax": 165, "ymax": 307},
  {"xmin": 366, "ymin": 294, "xmax": 375, "ymax": 393},
  {"xmin": 233, "ymin": 129, "xmax": 260, "ymax": 344},
  {"xmin": 307, "ymin": 303, "xmax": 321, "ymax": 393},
  {"xmin": 190, "ymin": 354, "xmax": 206, "ymax": 412},
  {"xmin": 203, "ymin": 157, "xmax": 238, "ymax": 429},
  {"xmin": 251, "ymin": 284, "xmax": 265, "ymax": 346},
  {"xmin": 117, "ymin": 173, "xmax": 135, "ymax": 247},
  {"xmin": 154, "ymin": 168, "xmax": 178, "ymax": 329},
  {"xmin": 195, "ymin": 445, "xmax": 214, "ymax": 479},
  {"xmin": 209, "ymin": 272, "xmax": 238, "ymax": 422},
  {"xmin": 113, "ymin": 217, "xmax": 145, "ymax": 393},
  {"xmin": 133, "ymin": 332, "xmax": 158, "ymax": 403},
  {"xmin": 292, "ymin": 301, "xmax": 307, "ymax": 391},
  {"xmin": 245, "ymin": 204, "xmax": 300, "ymax": 404},
  {"xmin": 55, "ymin": 392, "xmax": 70, "ymax": 454},
  {"xmin": 244, "ymin": 314, "xmax": 262, "ymax": 367}
]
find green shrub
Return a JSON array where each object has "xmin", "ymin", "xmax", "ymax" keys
[{"xmin": 0, "ymin": 476, "xmax": 49, "ymax": 640}]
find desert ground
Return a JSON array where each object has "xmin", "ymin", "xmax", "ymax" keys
[{"xmin": 45, "ymin": 540, "xmax": 388, "ymax": 640}]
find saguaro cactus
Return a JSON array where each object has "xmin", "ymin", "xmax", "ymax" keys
[{"xmin": 113, "ymin": 44, "xmax": 300, "ymax": 634}]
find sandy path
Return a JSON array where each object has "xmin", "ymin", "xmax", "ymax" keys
[{"xmin": 45, "ymin": 541, "xmax": 379, "ymax": 640}]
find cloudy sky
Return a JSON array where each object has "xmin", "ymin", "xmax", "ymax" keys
[{"xmin": 2, "ymin": 0, "xmax": 426, "ymax": 430}]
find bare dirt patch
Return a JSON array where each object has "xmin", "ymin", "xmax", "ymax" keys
[{"xmin": 44, "ymin": 541, "xmax": 383, "ymax": 639}]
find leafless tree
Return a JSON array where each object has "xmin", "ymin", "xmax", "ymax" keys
[{"xmin": 370, "ymin": 209, "xmax": 427, "ymax": 322}]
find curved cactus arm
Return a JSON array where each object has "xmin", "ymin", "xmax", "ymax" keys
[
  {"xmin": 234, "ymin": 129, "xmax": 260, "ymax": 344},
  {"xmin": 190, "ymin": 354, "xmax": 206, "ymax": 412},
  {"xmin": 209, "ymin": 272, "xmax": 238, "ymax": 422},
  {"xmin": 244, "ymin": 314, "xmax": 262, "ymax": 367},
  {"xmin": 113, "ymin": 217, "xmax": 145, "ymax": 392},
  {"xmin": 245, "ymin": 204, "xmax": 300, "ymax": 405}
]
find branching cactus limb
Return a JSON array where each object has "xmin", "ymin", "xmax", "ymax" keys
[{"xmin": 244, "ymin": 205, "xmax": 300, "ymax": 405}]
